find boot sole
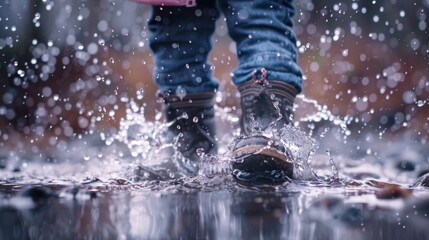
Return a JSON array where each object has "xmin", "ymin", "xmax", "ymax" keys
[{"xmin": 231, "ymin": 136, "xmax": 293, "ymax": 184}]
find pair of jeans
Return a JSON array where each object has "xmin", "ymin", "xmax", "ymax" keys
[{"xmin": 148, "ymin": 0, "xmax": 303, "ymax": 95}]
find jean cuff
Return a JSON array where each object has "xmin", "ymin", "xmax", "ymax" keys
[{"xmin": 232, "ymin": 53, "xmax": 303, "ymax": 93}]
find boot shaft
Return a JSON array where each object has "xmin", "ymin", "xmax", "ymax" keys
[
  {"xmin": 238, "ymin": 80, "xmax": 297, "ymax": 135},
  {"xmin": 159, "ymin": 92, "xmax": 217, "ymax": 167}
]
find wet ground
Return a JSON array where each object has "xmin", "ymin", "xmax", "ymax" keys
[
  {"xmin": 1, "ymin": 184, "xmax": 429, "ymax": 240},
  {"xmin": 1, "ymin": 107, "xmax": 429, "ymax": 240}
]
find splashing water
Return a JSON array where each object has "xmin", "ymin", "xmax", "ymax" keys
[
  {"xmin": 1, "ymin": 86, "xmax": 426, "ymax": 197},
  {"xmin": 295, "ymin": 95, "xmax": 353, "ymax": 138},
  {"xmin": 0, "ymin": 91, "xmax": 381, "ymax": 190},
  {"xmin": 113, "ymin": 100, "xmax": 169, "ymax": 164},
  {"xmin": 326, "ymin": 149, "xmax": 340, "ymax": 183}
]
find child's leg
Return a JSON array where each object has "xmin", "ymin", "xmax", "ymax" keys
[
  {"xmin": 219, "ymin": 0, "xmax": 303, "ymax": 92},
  {"xmin": 148, "ymin": 2, "xmax": 220, "ymax": 172},
  {"xmin": 148, "ymin": 1, "xmax": 220, "ymax": 95},
  {"xmin": 219, "ymin": 0, "xmax": 303, "ymax": 181}
]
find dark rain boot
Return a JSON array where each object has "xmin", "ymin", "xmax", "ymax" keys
[
  {"xmin": 161, "ymin": 92, "xmax": 217, "ymax": 174},
  {"xmin": 231, "ymin": 79, "xmax": 298, "ymax": 183}
]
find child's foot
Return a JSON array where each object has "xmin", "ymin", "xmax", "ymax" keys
[{"xmin": 232, "ymin": 79, "xmax": 297, "ymax": 183}]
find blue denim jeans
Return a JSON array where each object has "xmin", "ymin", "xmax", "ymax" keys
[{"xmin": 148, "ymin": 0, "xmax": 303, "ymax": 95}]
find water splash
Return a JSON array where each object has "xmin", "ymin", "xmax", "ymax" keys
[
  {"xmin": 326, "ymin": 149, "xmax": 340, "ymax": 183},
  {"xmin": 113, "ymin": 100, "xmax": 169, "ymax": 164},
  {"xmin": 101, "ymin": 90, "xmax": 359, "ymax": 188},
  {"xmin": 197, "ymin": 151, "xmax": 232, "ymax": 179},
  {"xmin": 295, "ymin": 94, "xmax": 353, "ymax": 138},
  {"xmin": 277, "ymin": 125, "xmax": 319, "ymax": 180}
]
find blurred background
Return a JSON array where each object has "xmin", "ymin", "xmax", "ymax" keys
[{"xmin": 0, "ymin": 0, "xmax": 428, "ymax": 152}]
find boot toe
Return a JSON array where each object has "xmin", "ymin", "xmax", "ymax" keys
[{"xmin": 231, "ymin": 135, "xmax": 293, "ymax": 184}]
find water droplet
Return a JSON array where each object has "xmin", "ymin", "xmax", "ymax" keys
[
  {"xmin": 136, "ymin": 89, "xmax": 144, "ymax": 100},
  {"xmin": 417, "ymin": 100, "xmax": 426, "ymax": 107},
  {"xmin": 155, "ymin": 112, "xmax": 162, "ymax": 120},
  {"xmin": 98, "ymin": 39, "xmax": 105, "ymax": 46},
  {"xmin": 196, "ymin": 148, "xmax": 205, "ymax": 157},
  {"xmin": 176, "ymin": 86, "xmax": 187, "ymax": 99}
]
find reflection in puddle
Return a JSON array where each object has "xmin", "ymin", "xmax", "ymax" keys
[{"xmin": 1, "ymin": 185, "xmax": 429, "ymax": 240}]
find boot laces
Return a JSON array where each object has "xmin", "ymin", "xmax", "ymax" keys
[{"xmin": 251, "ymin": 68, "xmax": 272, "ymax": 88}]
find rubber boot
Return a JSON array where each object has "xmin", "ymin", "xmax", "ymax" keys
[
  {"xmin": 160, "ymin": 92, "xmax": 217, "ymax": 174},
  {"xmin": 231, "ymin": 79, "xmax": 297, "ymax": 183}
]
